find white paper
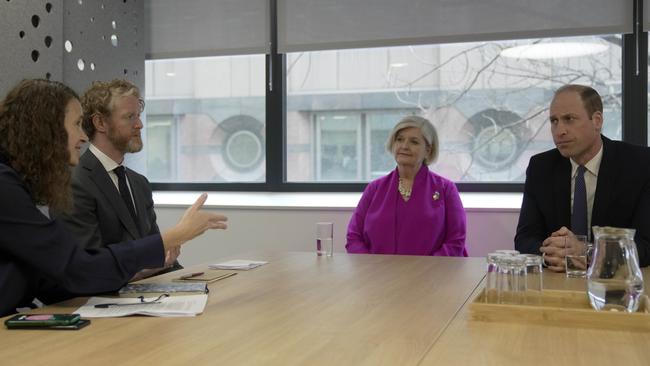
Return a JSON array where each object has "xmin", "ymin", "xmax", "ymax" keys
[
  {"xmin": 75, "ymin": 294, "xmax": 208, "ymax": 318},
  {"xmin": 208, "ymin": 259, "xmax": 268, "ymax": 270}
]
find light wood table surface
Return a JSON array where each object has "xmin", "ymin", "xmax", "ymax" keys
[
  {"xmin": 0, "ymin": 252, "xmax": 485, "ymax": 366},
  {"xmin": 420, "ymin": 268, "xmax": 650, "ymax": 366}
]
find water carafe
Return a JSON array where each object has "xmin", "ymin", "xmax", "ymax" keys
[{"xmin": 587, "ymin": 226, "xmax": 644, "ymax": 312}]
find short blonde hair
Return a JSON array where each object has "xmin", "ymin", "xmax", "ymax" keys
[
  {"xmin": 81, "ymin": 79, "xmax": 144, "ymax": 140},
  {"xmin": 385, "ymin": 115, "xmax": 439, "ymax": 164}
]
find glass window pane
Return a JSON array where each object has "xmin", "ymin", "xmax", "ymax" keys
[
  {"xmin": 367, "ymin": 111, "xmax": 411, "ymax": 180},
  {"xmin": 144, "ymin": 55, "xmax": 266, "ymax": 183},
  {"xmin": 286, "ymin": 35, "xmax": 622, "ymax": 183},
  {"xmin": 146, "ymin": 116, "xmax": 175, "ymax": 181},
  {"xmin": 316, "ymin": 113, "xmax": 361, "ymax": 181}
]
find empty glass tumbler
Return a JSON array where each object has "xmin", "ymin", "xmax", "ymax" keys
[
  {"xmin": 522, "ymin": 254, "xmax": 543, "ymax": 304},
  {"xmin": 495, "ymin": 249, "xmax": 520, "ymax": 256},
  {"xmin": 485, "ymin": 252, "xmax": 507, "ymax": 303},
  {"xmin": 497, "ymin": 255, "xmax": 527, "ymax": 304}
]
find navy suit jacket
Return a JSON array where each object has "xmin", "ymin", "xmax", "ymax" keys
[
  {"xmin": 515, "ymin": 136, "xmax": 650, "ymax": 267},
  {"xmin": 56, "ymin": 150, "xmax": 181, "ymax": 276},
  {"xmin": 57, "ymin": 150, "xmax": 159, "ymax": 248},
  {"xmin": 0, "ymin": 159, "xmax": 164, "ymax": 317}
]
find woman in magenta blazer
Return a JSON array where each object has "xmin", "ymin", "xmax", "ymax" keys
[{"xmin": 346, "ymin": 116, "xmax": 467, "ymax": 256}]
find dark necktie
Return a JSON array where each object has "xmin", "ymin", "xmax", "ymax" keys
[
  {"xmin": 114, "ymin": 166, "xmax": 138, "ymax": 223},
  {"xmin": 571, "ymin": 165, "xmax": 588, "ymax": 236}
]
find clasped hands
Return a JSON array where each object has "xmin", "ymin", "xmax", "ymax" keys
[{"xmin": 540, "ymin": 226, "xmax": 588, "ymax": 272}]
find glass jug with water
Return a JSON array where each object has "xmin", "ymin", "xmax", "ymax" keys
[{"xmin": 587, "ymin": 226, "xmax": 644, "ymax": 312}]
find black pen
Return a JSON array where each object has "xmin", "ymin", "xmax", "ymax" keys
[
  {"xmin": 94, "ymin": 294, "xmax": 169, "ymax": 308},
  {"xmin": 94, "ymin": 301, "xmax": 161, "ymax": 309}
]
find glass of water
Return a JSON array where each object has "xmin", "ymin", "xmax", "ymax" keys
[
  {"xmin": 316, "ymin": 222, "xmax": 333, "ymax": 257},
  {"xmin": 565, "ymin": 235, "xmax": 589, "ymax": 278}
]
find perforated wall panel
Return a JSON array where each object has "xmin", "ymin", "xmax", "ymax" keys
[
  {"xmin": 62, "ymin": 0, "xmax": 144, "ymax": 94},
  {"xmin": 0, "ymin": 1, "xmax": 63, "ymax": 95},
  {"xmin": 0, "ymin": 0, "xmax": 144, "ymax": 97}
]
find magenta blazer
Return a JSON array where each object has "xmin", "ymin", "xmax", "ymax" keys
[{"xmin": 346, "ymin": 165, "xmax": 467, "ymax": 256}]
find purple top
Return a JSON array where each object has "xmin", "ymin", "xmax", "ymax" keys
[{"xmin": 346, "ymin": 165, "xmax": 467, "ymax": 256}]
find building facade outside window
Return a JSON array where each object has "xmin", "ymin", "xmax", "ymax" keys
[{"xmin": 144, "ymin": 35, "xmax": 622, "ymax": 184}]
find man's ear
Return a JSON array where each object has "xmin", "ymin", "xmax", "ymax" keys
[
  {"xmin": 92, "ymin": 113, "xmax": 107, "ymax": 133},
  {"xmin": 591, "ymin": 111, "xmax": 603, "ymax": 133}
]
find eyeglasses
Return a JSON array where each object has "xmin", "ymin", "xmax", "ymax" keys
[{"xmin": 94, "ymin": 293, "xmax": 170, "ymax": 308}]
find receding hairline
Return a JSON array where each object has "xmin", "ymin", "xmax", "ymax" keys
[{"xmin": 551, "ymin": 84, "xmax": 603, "ymax": 116}]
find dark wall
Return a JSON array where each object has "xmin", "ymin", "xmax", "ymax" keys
[{"xmin": 0, "ymin": 0, "xmax": 144, "ymax": 98}]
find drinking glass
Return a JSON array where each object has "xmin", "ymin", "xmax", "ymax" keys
[
  {"xmin": 566, "ymin": 235, "xmax": 588, "ymax": 277},
  {"xmin": 521, "ymin": 254, "xmax": 543, "ymax": 304},
  {"xmin": 316, "ymin": 222, "xmax": 333, "ymax": 257},
  {"xmin": 485, "ymin": 252, "xmax": 506, "ymax": 303},
  {"xmin": 497, "ymin": 255, "xmax": 527, "ymax": 304},
  {"xmin": 495, "ymin": 249, "xmax": 520, "ymax": 256}
]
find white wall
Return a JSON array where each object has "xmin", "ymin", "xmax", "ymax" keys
[{"xmin": 154, "ymin": 204, "xmax": 520, "ymax": 267}]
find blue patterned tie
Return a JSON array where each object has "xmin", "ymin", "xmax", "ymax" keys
[{"xmin": 571, "ymin": 165, "xmax": 588, "ymax": 236}]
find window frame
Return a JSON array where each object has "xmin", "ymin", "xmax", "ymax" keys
[{"xmin": 150, "ymin": 1, "xmax": 648, "ymax": 193}]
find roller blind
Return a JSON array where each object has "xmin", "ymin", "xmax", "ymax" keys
[
  {"xmin": 278, "ymin": 0, "xmax": 633, "ymax": 53},
  {"xmin": 145, "ymin": 0, "xmax": 270, "ymax": 59}
]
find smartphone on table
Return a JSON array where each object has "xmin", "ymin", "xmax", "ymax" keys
[{"xmin": 4, "ymin": 314, "xmax": 90, "ymax": 330}]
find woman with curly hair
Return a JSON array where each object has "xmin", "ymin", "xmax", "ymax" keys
[{"xmin": 0, "ymin": 79, "xmax": 228, "ymax": 316}]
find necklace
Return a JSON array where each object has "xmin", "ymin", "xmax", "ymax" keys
[{"xmin": 398, "ymin": 177, "xmax": 412, "ymax": 199}]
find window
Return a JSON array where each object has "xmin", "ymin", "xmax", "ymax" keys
[
  {"xmin": 286, "ymin": 35, "xmax": 622, "ymax": 183},
  {"xmin": 144, "ymin": 54, "xmax": 266, "ymax": 183},
  {"xmin": 146, "ymin": 116, "xmax": 176, "ymax": 181}
]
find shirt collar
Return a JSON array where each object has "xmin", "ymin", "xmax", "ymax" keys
[
  {"xmin": 570, "ymin": 143, "xmax": 603, "ymax": 177},
  {"xmin": 89, "ymin": 144, "xmax": 122, "ymax": 172}
]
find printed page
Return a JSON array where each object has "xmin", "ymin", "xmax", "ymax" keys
[{"xmin": 75, "ymin": 294, "xmax": 208, "ymax": 318}]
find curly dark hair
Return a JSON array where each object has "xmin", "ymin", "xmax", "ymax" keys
[{"xmin": 0, "ymin": 79, "xmax": 79, "ymax": 211}]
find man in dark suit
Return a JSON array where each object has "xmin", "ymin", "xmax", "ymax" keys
[
  {"xmin": 57, "ymin": 79, "xmax": 181, "ymax": 280},
  {"xmin": 515, "ymin": 84, "xmax": 650, "ymax": 271}
]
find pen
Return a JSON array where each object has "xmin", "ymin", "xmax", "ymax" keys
[
  {"xmin": 94, "ymin": 294, "xmax": 169, "ymax": 308},
  {"xmin": 179, "ymin": 271, "xmax": 204, "ymax": 280},
  {"xmin": 94, "ymin": 301, "xmax": 161, "ymax": 308}
]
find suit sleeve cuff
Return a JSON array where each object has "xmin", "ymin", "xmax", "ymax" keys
[{"xmin": 132, "ymin": 234, "xmax": 165, "ymax": 270}]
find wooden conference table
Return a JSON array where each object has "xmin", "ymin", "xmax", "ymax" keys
[{"xmin": 1, "ymin": 252, "xmax": 649, "ymax": 365}]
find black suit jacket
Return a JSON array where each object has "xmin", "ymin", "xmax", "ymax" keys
[
  {"xmin": 515, "ymin": 136, "xmax": 650, "ymax": 267},
  {"xmin": 0, "ymin": 160, "xmax": 164, "ymax": 317}
]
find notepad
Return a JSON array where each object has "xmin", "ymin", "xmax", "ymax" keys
[
  {"xmin": 118, "ymin": 282, "xmax": 208, "ymax": 295},
  {"xmin": 172, "ymin": 270, "xmax": 237, "ymax": 283},
  {"xmin": 75, "ymin": 294, "xmax": 208, "ymax": 317},
  {"xmin": 208, "ymin": 259, "xmax": 268, "ymax": 270}
]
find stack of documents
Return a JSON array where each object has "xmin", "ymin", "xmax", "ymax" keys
[
  {"xmin": 75, "ymin": 294, "xmax": 208, "ymax": 318},
  {"xmin": 209, "ymin": 259, "xmax": 268, "ymax": 270}
]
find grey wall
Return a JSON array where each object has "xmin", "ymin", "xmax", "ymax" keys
[{"xmin": 0, "ymin": 0, "xmax": 144, "ymax": 98}]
